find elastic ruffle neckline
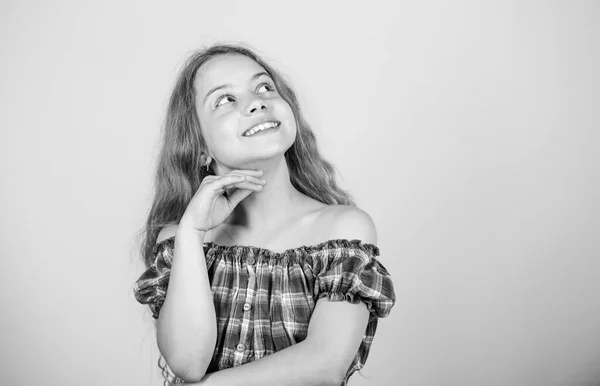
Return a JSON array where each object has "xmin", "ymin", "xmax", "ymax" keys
[{"xmin": 156, "ymin": 236, "xmax": 380, "ymax": 258}]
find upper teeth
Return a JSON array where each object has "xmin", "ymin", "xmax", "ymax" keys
[{"xmin": 244, "ymin": 121, "xmax": 279, "ymax": 136}]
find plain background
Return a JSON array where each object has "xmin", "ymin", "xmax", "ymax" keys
[{"xmin": 1, "ymin": 1, "xmax": 599, "ymax": 385}]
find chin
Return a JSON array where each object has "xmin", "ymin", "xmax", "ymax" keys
[{"xmin": 252, "ymin": 134, "xmax": 296, "ymax": 163}]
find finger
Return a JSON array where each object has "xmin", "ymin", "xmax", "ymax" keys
[
  {"xmin": 225, "ymin": 174, "xmax": 266, "ymax": 185},
  {"xmin": 222, "ymin": 180, "xmax": 264, "ymax": 191},
  {"xmin": 226, "ymin": 188, "xmax": 255, "ymax": 208},
  {"xmin": 209, "ymin": 174, "xmax": 247, "ymax": 190},
  {"xmin": 228, "ymin": 169, "xmax": 264, "ymax": 176}
]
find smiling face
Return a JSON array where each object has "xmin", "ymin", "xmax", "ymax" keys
[{"xmin": 194, "ymin": 54, "xmax": 297, "ymax": 171}]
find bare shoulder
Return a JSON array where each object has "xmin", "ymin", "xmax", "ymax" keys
[
  {"xmin": 156, "ymin": 223, "xmax": 178, "ymax": 244},
  {"xmin": 319, "ymin": 205, "xmax": 378, "ymax": 245}
]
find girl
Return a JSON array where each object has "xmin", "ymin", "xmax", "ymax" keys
[{"xmin": 133, "ymin": 43, "xmax": 396, "ymax": 386}]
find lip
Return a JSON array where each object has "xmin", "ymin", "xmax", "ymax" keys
[{"xmin": 242, "ymin": 120, "xmax": 281, "ymax": 137}]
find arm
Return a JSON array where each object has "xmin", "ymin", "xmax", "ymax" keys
[
  {"xmin": 157, "ymin": 222, "xmax": 218, "ymax": 382},
  {"xmin": 196, "ymin": 299, "xmax": 370, "ymax": 386},
  {"xmin": 190, "ymin": 206, "xmax": 377, "ymax": 386}
]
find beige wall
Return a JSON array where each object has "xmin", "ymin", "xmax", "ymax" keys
[{"xmin": 1, "ymin": 1, "xmax": 599, "ymax": 385}]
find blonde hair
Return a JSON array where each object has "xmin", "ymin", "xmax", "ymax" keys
[{"xmin": 137, "ymin": 43, "xmax": 355, "ymax": 385}]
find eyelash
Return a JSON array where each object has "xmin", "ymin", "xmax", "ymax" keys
[{"xmin": 214, "ymin": 82, "xmax": 275, "ymax": 108}]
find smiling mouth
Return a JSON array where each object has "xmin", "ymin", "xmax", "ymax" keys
[{"xmin": 243, "ymin": 121, "xmax": 281, "ymax": 137}]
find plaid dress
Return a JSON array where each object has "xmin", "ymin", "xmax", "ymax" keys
[{"xmin": 133, "ymin": 237, "xmax": 396, "ymax": 385}]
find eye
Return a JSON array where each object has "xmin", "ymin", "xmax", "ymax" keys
[
  {"xmin": 256, "ymin": 82, "xmax": 275, "ymax": 93},
  {"xmin": 214, "ymin": 93, "xmax": 235, "ymax": 108}
]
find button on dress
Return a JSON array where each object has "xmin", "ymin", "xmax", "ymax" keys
[{"xmin": 133, "ymin": 237, "xmax": 396, "ymax": 385}]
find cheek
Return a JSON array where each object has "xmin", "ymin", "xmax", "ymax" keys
[
  {"xmin": 286, "ymin": 107, "xmax": 298, "ymax": 138},
  {"xmin": 275, "ymin": 100, "xmax": 296, "ymax": 129},
  {"xmin": 199, "ymin": 116, "xmax": 231, "ymax": 153},
  {"xmin": 210, "ymin": 118, "xmax": 238, "ymax": 154}
]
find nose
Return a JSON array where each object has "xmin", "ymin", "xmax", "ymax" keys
[{"xmin": 246, "ymin": 96, "xmax": 267, "ymax": 114}]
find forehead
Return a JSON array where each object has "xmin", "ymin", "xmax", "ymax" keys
[{"xmin": 194, "ymin": 54, "xmax": 266, "ymax": 95}]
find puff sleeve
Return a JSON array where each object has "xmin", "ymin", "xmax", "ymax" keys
[
  {"xmin": 132, "ymin": 237, "xmax": 175, "ymax": 319},
  {"xmin": 312, "ymin": 240, "xmax": 396, "ymax": 385},
  {"xmin": 313, "ymin": 240, "xmax": 395, "ymax": 318}
]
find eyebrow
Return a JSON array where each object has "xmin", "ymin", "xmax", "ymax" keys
[{"xmin": 203, "ymin": 71, "xmax": 272, "ymax": 105}]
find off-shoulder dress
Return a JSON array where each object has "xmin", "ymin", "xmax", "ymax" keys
[{"xmin": 133, "ymin": 237, "xmax": 396, "ymax": 385}]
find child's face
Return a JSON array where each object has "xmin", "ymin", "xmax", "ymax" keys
[{"xmin": 194, "ymin": 54, "xmax": 297, "ymax": 171}]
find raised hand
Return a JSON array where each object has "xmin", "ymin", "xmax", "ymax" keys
[{"xmin": 180, "ymin": 169, "xmax": 266, "ymax": 233}]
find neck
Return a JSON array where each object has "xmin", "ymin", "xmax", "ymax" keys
[{"xmin": 220, "ymin": 155, "xmax": 302, "ymax": 231}]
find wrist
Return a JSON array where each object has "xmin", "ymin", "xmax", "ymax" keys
[{"xmin": 178, "ymin": 217, "xmax": 208, "ymax": 239}]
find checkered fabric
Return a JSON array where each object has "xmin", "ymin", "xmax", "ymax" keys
[{"xmin": 133, "ymin": 237, "xmax": 395, "ymax": 385}]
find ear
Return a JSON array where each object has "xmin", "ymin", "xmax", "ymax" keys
[{"xmin": 200, "ymin": 153, "xmax": 212, "ymax": 165}]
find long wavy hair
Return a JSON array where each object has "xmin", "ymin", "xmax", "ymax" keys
[{"xmin": 137, "ymin": 43, "xmax": 355, "ymax": 385}]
